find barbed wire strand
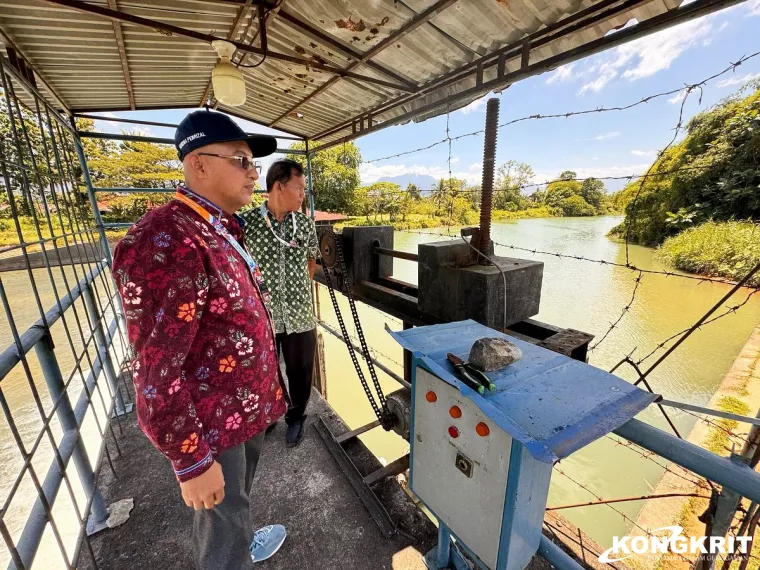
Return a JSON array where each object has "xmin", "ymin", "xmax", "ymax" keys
[
  {"xmin": 364, "ymin": 51, "xmax": 760, "ymax": 164},
  {"xmin": 554, "ymin": 468, "xmax": 695, "ymax": 565},
  {"xmin": 636, "ymin": 289, "xmax": 760, "ymax": 366},
  {"xmin": 402, "ymin": 228, "xmax": 756, "ymax": 289},
  {"xmin": 604, "ymin": 435, "xmax": 706, "ymax": 488},
  {"xmin": 589, "ymin": 271, "xmax": 643, "ymax": 352}
]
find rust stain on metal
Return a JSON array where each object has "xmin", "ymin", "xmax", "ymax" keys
[
  {"xmin": 310, "ymin": 42, "xmax": 318, "ymax": 49},
  {"xmin": 294, "ymin": 45, "xmax": 306, "ymax": 54},
  {"xmin": 295, "ymin": 73, "xmax": 307, "ymax": 79},
  {"xmin": 352, "ymin": 36, "xmax": 360, "ymax": 42},
  {"xmin": 496, "ymin": 0, "xmax": 509, "ymax": 6},
  {"xmin": 370, "ymin": 27, "xmax": 379, "ymax": 35},
  {"xmin": 375, "ymin": 16, "xmax": 390, "ymax": 26},
  {"xmin": 336, "ymin": 17, "xmax": 366, "ymax": 32}
]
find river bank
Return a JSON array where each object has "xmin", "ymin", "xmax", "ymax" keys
[
  {"xmin": 335, "ymin": 206, "xmax": 557, "ymax": 231},
  {"xmin": 628, "ymin": 324, "xmax": 760, "ymax": 570}
]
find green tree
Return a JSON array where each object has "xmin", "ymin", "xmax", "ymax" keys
[
  {"xmin": 362, "ymin": 182, "xmax": 401, "ymax": 222},
  {"xmin": 559, "ymin": 170, "xmax": 577, "ymax": 181},
  {"xmin": 614, "ymin": 86, "xmax": 760, "ymax": 245},
  {"xmin": 557, "ymin": 194, "xmax": 595, "ymax": 216},
  {"xmin": 432, "ymin": 177, "xmax": 467, "ymax": 219},
  {"xmin": 0, "ymin": 95, "xmax": 51, "ymax": 216},
  {"xmin": 288, "ymin": 142, "xmax": 361, "ymax": 213},
  {"xmin": 580, "ymin": 178, "xmax": 606, "ymax": 211},
  {"xmin": 545, "ymin": 178, "xmax": 583, "ymax": 207},
  {"xmin": 406, "ymin": 183, "xmax": 421, "ymax": 200},
  {"xmin": 494, "ymin": 160, "xmax": 533, "ymax": 210}
]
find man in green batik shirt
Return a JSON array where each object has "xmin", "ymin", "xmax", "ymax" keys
[{"xmin": 240, "ymin": 159, "xmax": 318, "ymax": 448}]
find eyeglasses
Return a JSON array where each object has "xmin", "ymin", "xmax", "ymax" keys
[{"xmin": 197, "ymin": 153, "xmax": 262, "ymax": 173}]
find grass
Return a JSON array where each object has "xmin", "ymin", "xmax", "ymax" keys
[
  {"xmin": 656, "ymin": 220, "xmax": 760, "ymax": 287},
  {"xmin": 656, "ymin": 393, "xmax": 756, "ymax": 570},
  {"xmin": 337, "ymin": 207, "xmax": 556, "ymax": 231},
  {"xmin": 702, "ymin": 395, "xmax": 749, "ymax": 455},
  {"xmin": 0, "ymin": 215, "xmax": 126, "ymax": 254}
]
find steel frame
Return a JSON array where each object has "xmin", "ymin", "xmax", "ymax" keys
[{"xmin": 0, "ymin": 60, "xmax": 132, "ymax": 570}]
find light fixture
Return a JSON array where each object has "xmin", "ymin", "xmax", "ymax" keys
[{"xmin": 211, "ymin": 40, "xmax": 246, "ymax": 106}]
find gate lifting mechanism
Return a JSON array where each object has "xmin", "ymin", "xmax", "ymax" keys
[
  {"xmin": 319, "ymin": 229, "xmax": 412, "ymax": 433},
  {"xmin": 320, "ymin": 229, "xmax": 393, "ymax": 429}
]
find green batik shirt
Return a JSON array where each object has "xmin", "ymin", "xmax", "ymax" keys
[{"xmin": 239, "ymin": 203, "xmax": 318, "ymax": 335}]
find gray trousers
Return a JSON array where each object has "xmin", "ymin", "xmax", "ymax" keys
[{"xmin": 193, "ymin": 433, "xmax": 265, "ymax": 570}]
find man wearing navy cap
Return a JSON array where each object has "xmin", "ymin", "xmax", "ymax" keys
[{"xmin": 112, "ymin": 110, "xmax": 288, "ymax": 568}]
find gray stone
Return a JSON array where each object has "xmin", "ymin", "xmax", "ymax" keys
[
  {"xmin": 468, "ymin": 337, "xmax": 523, "ymax": 371},
  {"xmin": 106, "ymin": 498, "xmax": 134, "ymax": 528}
]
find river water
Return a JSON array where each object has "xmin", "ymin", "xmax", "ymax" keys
[
  {"xmin": 2, "ymin": 216, "xmax": 759, "ymax": 566},
  {"xmin": 317, "ymin": 216, "xmax": 760, "ymax": 548}
]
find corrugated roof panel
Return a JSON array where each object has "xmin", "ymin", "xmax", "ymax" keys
[{"xmin": 0, "ymin": 0, "xmax": 719, "ymax": 140}]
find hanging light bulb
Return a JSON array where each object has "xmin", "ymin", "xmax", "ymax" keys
[{"xmin": 211, "ymin": 40, "xmax": 246, "ymax": 106}]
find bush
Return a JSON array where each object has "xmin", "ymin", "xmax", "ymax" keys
[
  {"xmin": 656, "ymin": 220, "xmax": 760, "ymax": 286},
  {"xmin": 615, "ymin": 86, "xmax": 760, "ymax": 245},
  {"xmin": 557, "ymin": 195, "xmax": 596, "ymax": 217}
]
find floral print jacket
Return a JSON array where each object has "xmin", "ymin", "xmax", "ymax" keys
[{"xmin": 112, "ymin": 187, "xmax": 287, "ymax": 481}]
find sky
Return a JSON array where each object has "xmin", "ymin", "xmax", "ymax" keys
[{"xmin": 86, "ymin": 0, "xmax": 760, "ymax": 193}]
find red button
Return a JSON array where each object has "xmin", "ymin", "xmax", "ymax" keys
[
  {"xmin": 449, "ymin": 406, "xmax": 462, "ymax": 419},
  {"xmin": 476, "ymin": 422, "xmax": 490, "ymax": 437},
  {"xmin": 448, "ymin": 426, "xmax": 460, "ymax": 438},
  {"xmin": 426, "ymin": 391, "xmax": 437, "ymax": 403}
]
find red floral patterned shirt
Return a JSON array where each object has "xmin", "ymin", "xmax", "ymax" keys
[{"xmin": 112, "ymin": 187, "xmax": 287, "ymax": 481}]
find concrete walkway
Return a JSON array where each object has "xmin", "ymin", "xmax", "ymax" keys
[
  {"xmin": 83, "ymin": 391, "xmax": 437, "ymax": 570},
  {"xmin": 84, "ymin": 386, "xmax": 625, "ymax": 570}
]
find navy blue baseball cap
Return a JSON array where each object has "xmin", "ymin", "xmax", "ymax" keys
[{"xmin": 175, "ymin": 109, "xmax": 278, "ymax": 161}]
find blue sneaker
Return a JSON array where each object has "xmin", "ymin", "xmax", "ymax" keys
[{"xmin": 250, "ymin": 524, "xmax": 287, "ymax": 563}]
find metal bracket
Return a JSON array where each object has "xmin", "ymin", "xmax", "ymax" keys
[
  {"xmin": 314, "ymin": 416, "xmax": 398, "ymax": 538},
  {"xmin": 111, "ymin": 402, "xmax": 134, "ymax": 418}
]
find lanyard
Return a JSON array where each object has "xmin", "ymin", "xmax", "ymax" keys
[
  {"xmin": 175, "ymin": 191, "xmax": 272, "ymax": 305},
  {"xmin": 260, "ymin": 203, "xmax": 302, "ymax": 248}
]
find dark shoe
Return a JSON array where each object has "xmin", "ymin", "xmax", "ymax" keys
[{"xmin": 285, "ymin": 420, "xmax": 305, "ymax": 448}]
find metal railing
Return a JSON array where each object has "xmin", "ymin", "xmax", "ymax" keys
[{"xmin": 0, "ymin": 59, "xmax": 131, "ymax": 570}]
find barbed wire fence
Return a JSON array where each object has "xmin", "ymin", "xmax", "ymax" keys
[{"xmin": 337, "ymin": 48, "xmax": 760, "ymax": 557}]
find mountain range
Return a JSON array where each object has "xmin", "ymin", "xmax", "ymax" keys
[{"xmin": 376, "ymin": 173, "xmax": 437, "ymax": 190}]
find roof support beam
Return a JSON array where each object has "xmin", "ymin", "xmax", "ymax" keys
[
  {"xmin": 106, "ymin": 0, "xmax": 135, "ymax": 110},
  {"xmin": 40, "ymin": 0, "xmax": 415, "ymax": 93},
  {"xmin": 200, "ymin": 0, "xmax": 253, "ymax": 106},
  {"xmin": 312, "ymin": 0, "xmax": 746, "ymax": 151},
  {"xmin": 268, "ymin": 0, "xmax": 457, "ymax": 128},
  {"xmin": 276, "ymin": 10, "xmax": 417, "ymax": 90}
]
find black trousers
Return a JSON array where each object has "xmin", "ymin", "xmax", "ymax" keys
[
  {"xmin": 192, "ymin": 432, "xmax": 265, "ymax": 570},
  {"xmin": 276, "ymin": 328, "xmax": 317, "ymax": 426}
]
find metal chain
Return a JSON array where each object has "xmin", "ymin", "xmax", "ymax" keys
[{"xmin": 321, "ymin": 230, "xmax": 389, "ymax": 425}]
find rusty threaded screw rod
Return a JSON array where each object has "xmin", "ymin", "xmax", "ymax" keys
[{"xmin": 479, "ymin": 98, "xmax": 500, "ymax": 254}]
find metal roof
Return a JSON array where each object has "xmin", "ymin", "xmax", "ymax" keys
[{"xmin": 0, "ymin": 0, "xmax": 744, "ymax": 147}]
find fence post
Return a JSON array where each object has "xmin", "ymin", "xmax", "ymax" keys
[
  {"xmin": 82, "ymin": 282, "xmax": 131, "ymax": 416},
  {"xmin": 33, "ymin": 333, "xmax": 110, "ymax": 530}
]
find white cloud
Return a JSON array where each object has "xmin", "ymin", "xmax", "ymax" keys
[
  {"xmin": 667, "ymin": 90, "xmax": 687, "ymax": 104},
  {"xmin": 716, "ymin": 72, "xmax": 760, "ymax": 88},
  {"xmin": 460, "ymin": 96, "xmax": 488, "ymax": 115},
  {"xmin": 546, "ymin": 64, "xmax": 576, "ymax": 85},
  {"xmin": 593, "ymin": 131, "xmax": 621, "ymax": 141},
  {"xmin": 360, "ymin": 163, "xmax": 481, "ymax": 186},
  {"xmin": 579, "ymin": 18, "xmax": 712, "ymax": 94},
  {"xmin": 469, "ymin": 162, "xmax": 482, "ymax": 172},
  {"xmin": 450, "ymin": 157, "xmax": 460, "ymax": 164},
  {"xmin": 749, "ymin": 0, "xmax": 760, "ymax": 16},
  {"xmin": 630, "ymin": 149, "xmax": 655, "ymax": 157}
]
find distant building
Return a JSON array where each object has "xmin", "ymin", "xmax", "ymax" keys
[{"xmin": 313, "ymin": 210, "xmax": 347, "ymax": 226}]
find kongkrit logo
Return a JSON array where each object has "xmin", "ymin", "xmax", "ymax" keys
[{"xmin": 598, "ymin": 526, "xmax": 753, "ymax": 563}]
